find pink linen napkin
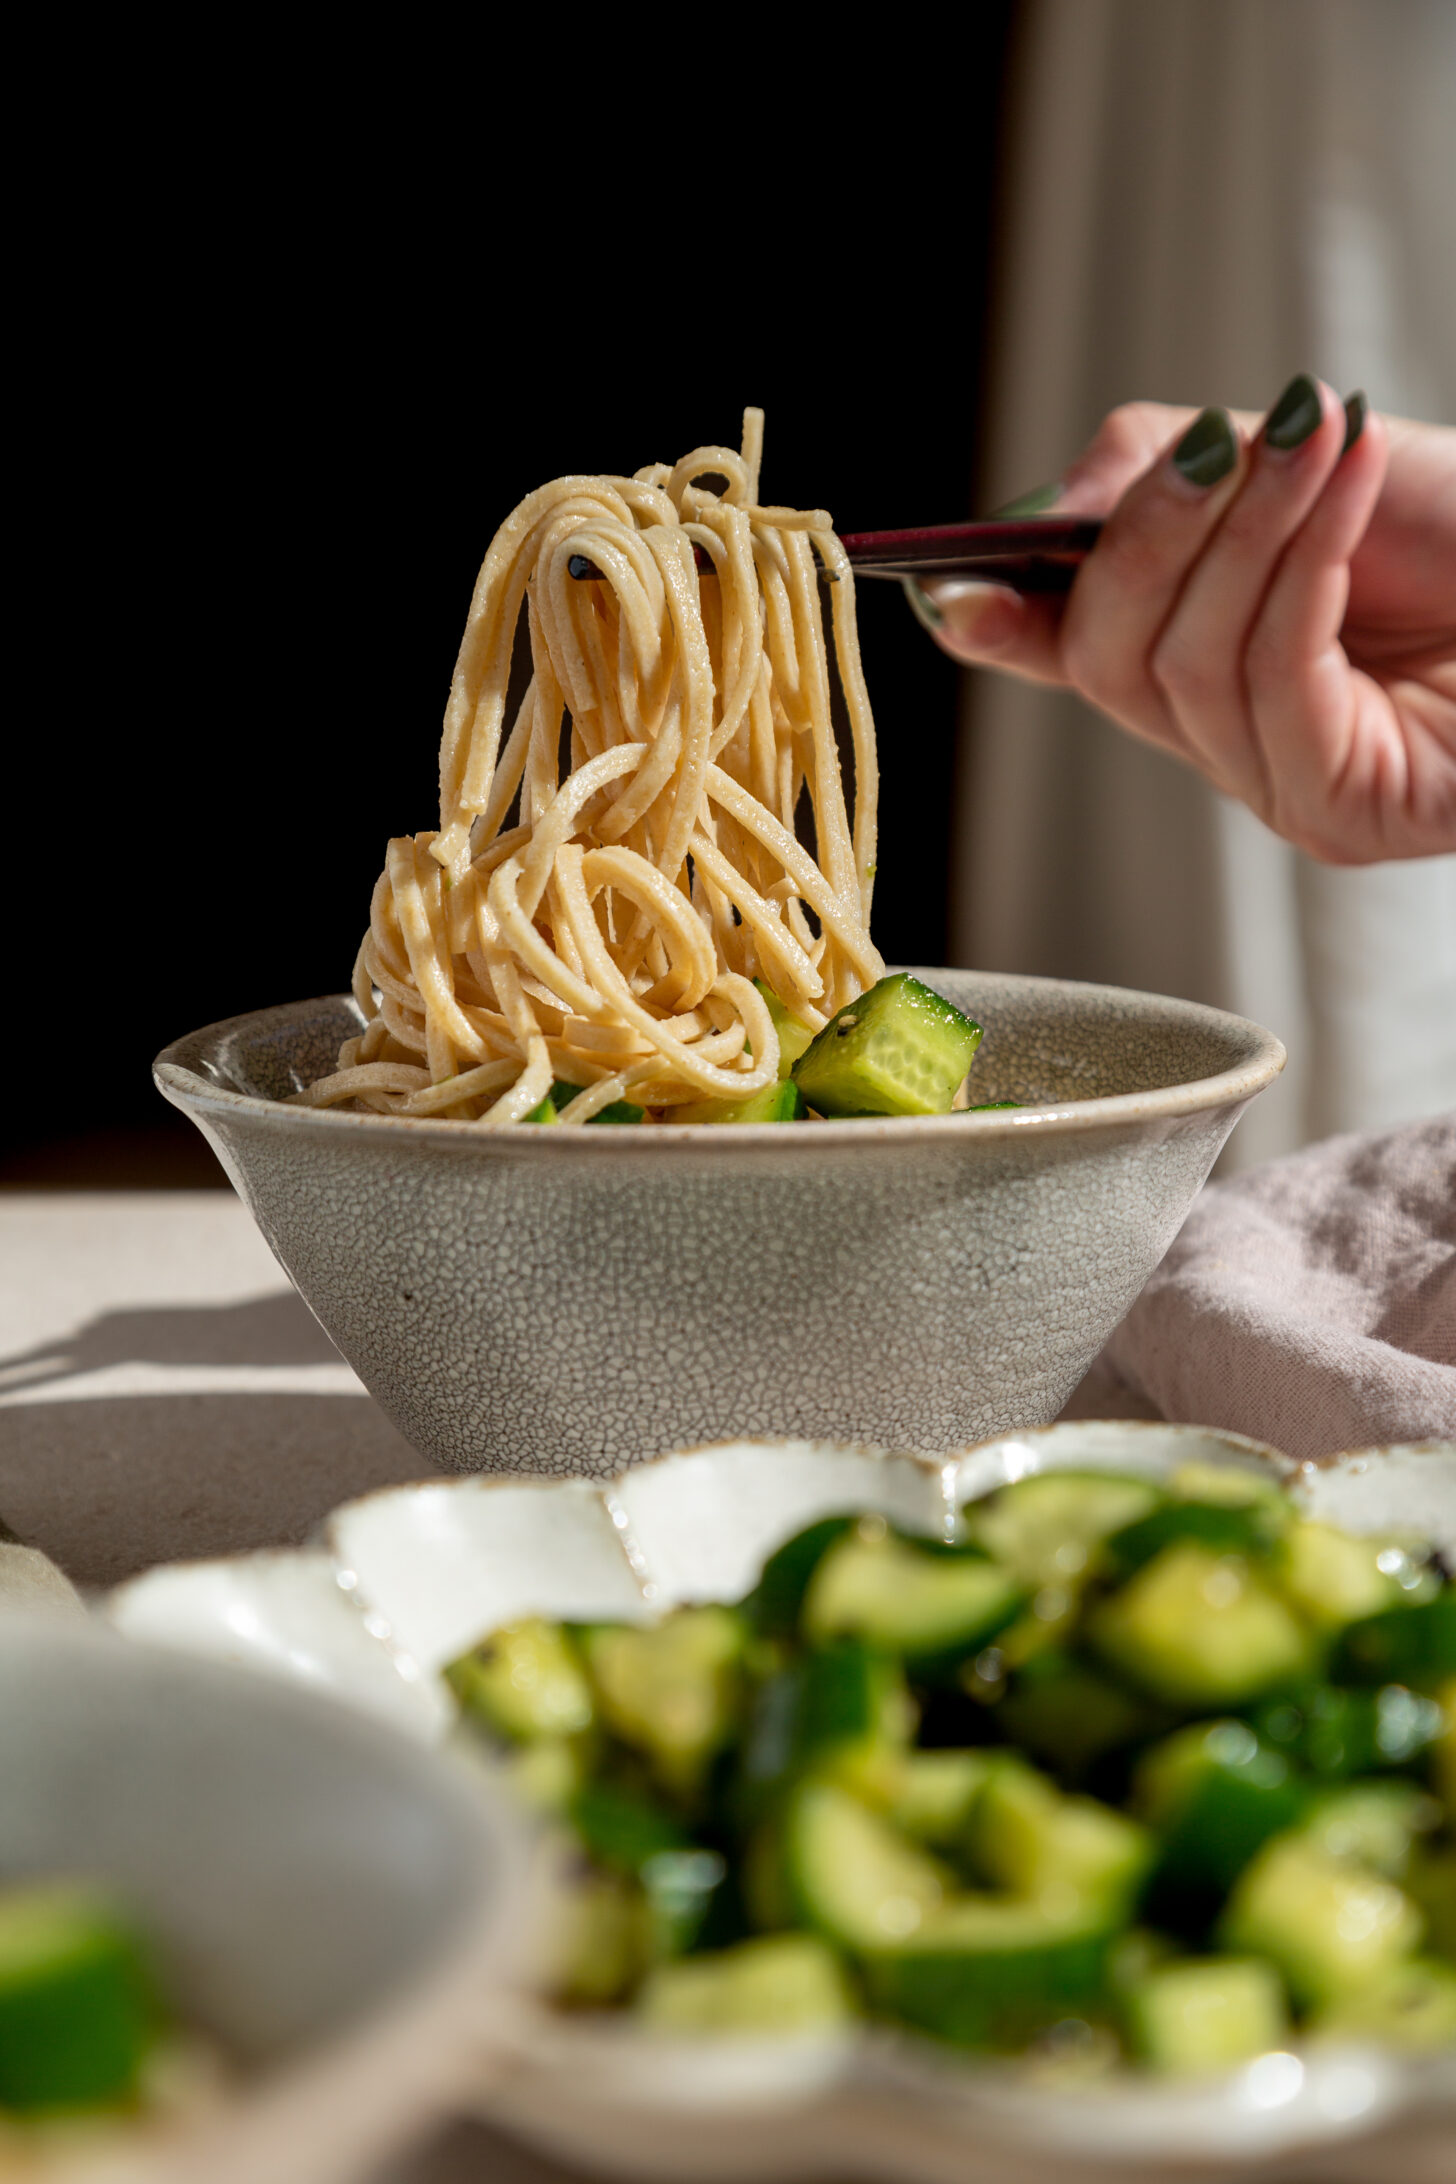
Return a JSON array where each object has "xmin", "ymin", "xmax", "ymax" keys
[{"xmin": 1095, "ymin": 1112, "xmax": 1456, "ymax": 1460}]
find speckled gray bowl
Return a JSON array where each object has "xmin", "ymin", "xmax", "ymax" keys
[{"xmin": 154, "ymin": 970, "xmax": 1284, "ymax": 1477}]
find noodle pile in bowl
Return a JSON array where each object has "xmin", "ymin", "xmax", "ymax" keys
[{"xmin": 296, "ymin": 409, "xmax": 883, "ymax": 1126}]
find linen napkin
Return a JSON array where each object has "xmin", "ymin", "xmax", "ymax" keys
[{"xmin": 1097, "ymin": 1111, "xmax": 1456, "ymax": 1459}]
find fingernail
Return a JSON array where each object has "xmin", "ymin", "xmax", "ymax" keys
[
  {"xmin": 989, "ymin": 481, "xmax": 1061, "ymax": 517},
  {"xmin": 1172, "ymin": 407, "xmax": 1238, "ymax": 487},
  {"xmin": 1341, "ymin": 389, "xmax": 1368, "ymax": 455},
  {"xmin": 902, "ymin": 577, "xmax": 943, "ymax": 632},
  {"xmin": 1265, "ymin": 372, "xmax": 1324, "ymax": 451}
]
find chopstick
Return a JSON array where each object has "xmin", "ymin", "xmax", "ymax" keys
[{"xmin": 566, "ymin": 516, "xmax": 1102, "ymax": 597}]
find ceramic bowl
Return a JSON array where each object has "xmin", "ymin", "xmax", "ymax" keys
[
  {"xmin": 0, "ymin": 1615, "xmax": 536, "ymax": 2184},
  {"xmin": 153, "ymin": 971, "xmax": 1284, "ymax": 1476},
  {"xmin": 108, "ymin": 1424, "xmax": 1456, "ymax": 2183}
]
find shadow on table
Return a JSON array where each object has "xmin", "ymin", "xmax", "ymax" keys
[
  {"xmin": 0, "ymin": 1291, "xmax": 345, "ymax": 1396},
  {"xmin": 0, "ymin": 1384, "xmax": 428, "ymax": 1591}
]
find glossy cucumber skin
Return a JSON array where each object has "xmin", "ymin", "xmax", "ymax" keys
[
  {"xmin": 792, "ymin": 975, "xmax": 983, "ymax": 1118},
  {"xmin": 1334, "ymin": 1596, "xmax": 1456, "ymax": 1689},
  {"xmin": 866, "ymin": 1928, "xmax": 1110, "ymax": 2051}
]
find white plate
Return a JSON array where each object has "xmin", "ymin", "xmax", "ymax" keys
[{"xmin": 108, "ymin": 1425, "xmax": 1456, "ymax": 2183}]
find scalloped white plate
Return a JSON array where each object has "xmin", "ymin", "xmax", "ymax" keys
[{"xmin": 108, "ymin": 1425, "xmax": 1456, "ymax": 2183}]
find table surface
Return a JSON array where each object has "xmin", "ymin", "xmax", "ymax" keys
[{"xmin": 0, "ymin": 1190, "xmax": 1141, "ymax": 2182}]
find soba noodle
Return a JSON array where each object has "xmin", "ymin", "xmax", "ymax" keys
[{"xmin": 296, "ymin": 410, "xmax": 882, "ymax": 1126}]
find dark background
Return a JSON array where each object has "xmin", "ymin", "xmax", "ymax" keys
[{"xmin": 8, "ymin": 17, "xmax": 1018, "ymax": 1184}]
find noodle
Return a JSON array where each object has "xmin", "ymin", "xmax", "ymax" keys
[{"xmin": 298, "ymin": 410, "xmax": 882, "ymax": 1126}]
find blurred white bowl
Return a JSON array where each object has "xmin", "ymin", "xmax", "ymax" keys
[
  {"xmin": 108, "ymin": 1425, "xmax": 1456, "ymax": 2183},
  {"xmin": 0, "ymin": 1616, "xmax": 536, "ymax": 2184}
]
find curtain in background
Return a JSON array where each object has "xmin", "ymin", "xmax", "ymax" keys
[{"xmin": 952, "ymin": 0, "xmax": 1456, "ymax": 1169}]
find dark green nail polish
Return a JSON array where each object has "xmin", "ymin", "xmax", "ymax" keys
[
  {"xmin": 1266, "ymin": 372, "xmax": 1324, "ymax": 450},
  {"xmin": 1172, "ymin": 407, "xmax": 1238, "ymax": 488},
  {"xmin": 1341, "ymin": 390, "xmax": 1368, "ymax": 455},
  {"xmin": 902, "ymin": 577, "xmax": 943, "ymax": 632},
  {"xmin": 989, "ymin": 481, "xmax": 1061, "ymax": 518}
]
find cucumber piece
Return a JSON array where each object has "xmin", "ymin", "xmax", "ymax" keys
[
  {"xmin": 1301, "ymin": 1780, "xmax": 1442, "ymax": 1878},
  {"xmin": 1437, "ymin": 1674, "xmax": 1456, "ymax": 1808},
  {"xmin": 969, "ymin": 1757, "xmax": 1153, "ymax": 1913},
  {"xmin": 1279, "ymin": 1520, "xmax": 1410, "ymax": 1628},
  {"xmin": 803, "ymin": 1528, "xmax": 1022, "ymax": 1664},
  {"xmin": 523, "ymin": 1093, "xmax": 559, "ymax": 1123},
  {"xmin": 1125, "ymin": 1956, "xmax": 1288, "ymax": 2074},
  {"xmin": 749, "ymin": 1516, "xmax": 859, "ymax": 1638},
  {"xmin": 965, "ymin": 1471, "xmax": 1161, "ymax": 1590},
  {"xmin": 552, "ymin": 1871, "xmax": 648, "ymax": 2005},
  {"xmin": 791, "ymin": 974, "xmax": 983, "ymax": 1118},
  {"xmin": 640, "ymin": 1849, "xmax": 731, "ymax": 1960},
  {"xmin": 1167, "ymin": 1462, "xmax": 1288, "ymax": 1515},
  {"xmin": 1407, "ymin": 1848, "xmax": 1456, "ymax": 1959},
  {"xmin": 1251, "ymin": 1683, "xmax": 1445, "ymax": 1779},
  {"xmin": 1136, "ymin": 1721, "xmax": 1305, "ymax": 1903},
  {"xmin": 1105, "ymin": 1501, "xmax": 1283, "ymax": 1576},
  {"xmin": 864, "ymin": 1897, "xmax": 1114, "ymax": 2052},
  {"xmin": 446, "ymin": 1618, "xmax": 595, "ymax": 1742},
  {"xmin": 568, "ymin": 1783, "xmax": 692, "ymax": 1874},
  {"xmin": 752, "ymin": 980, "xmax": 816, "ymax": 1078},
  {"xmin": 503, "ymin": 1737, "xmax": 587, "ymax": 1815},
  {"xmin": 1310, "ymin": 1958, "xmax": 1456, "ymax": 2050},
  {"xmin": 0, "ymin": 1886, "xmax": 155, "ymax": 2114},
  {"xmin": 889, "ymin": 1752, "xmax": 993, "ymax": 1844},
  {"xmin": 737, "ymin": 1641, "xmax": 913, "ymax": 1814},
  {"xmin": 637, "ymin": 1933, "xmax": 855, "ymax": 2034},
  {"xmin": 673, "ymin": 1081, "xmax": 806, "ymax": 1125},
  {"xmin": 997, "ymin": 1651, "xmax": 1169, "ymax": 1779},
  {"xmin": 544, "ymin": 1079, "xmax": 646, "ymax": 1125},
  {"xmin": 1220, "ymin": 1834, "xmax": 1425, "ymax": 2006},
  {"xmin": 580, "ymin": 1607, "xmax": 747, "ymax": 1797},
  {"xmin": 1333, "ymin": 1594, "xmax": 1456, "ymax": 1689},
  {"xmin": 787, "ymin": 1782, "xmax": 953, "ymax": 1949},
  {"xmin": 1090, "ymin": 1544, "xmax": 1315, "ymax": 1708}
]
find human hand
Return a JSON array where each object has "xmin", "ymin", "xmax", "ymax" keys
[{"xmin": 917, "ymin": 380, "xmax": 1456, "ymax": 863}]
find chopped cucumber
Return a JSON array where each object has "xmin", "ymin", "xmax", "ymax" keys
[
  {"xmin": 503, "ymin": 1737, "xmax": 587, "ymax": 1814},
  {"xmin": 791, "ymin": 974, "xmax": 982, "ymax": 1118},
  {"xmin": 447, "ymin": 1618, "xmax": 595, "ymax": 1742},
  {"xmin": 568, "ymin": 1783, "xmax": 691, "ymax": 1874},
  {"xmin": 1251, "ymin": 1682, "xmax": 1446, "ymax": 1778},
  {"xmin": 1310, "ymin": 1958, "xmax": 1456, "ymax": 2050},
  {"xmin": 1105, "ymin": 1500, "xmax": 1283, "ymax": 1576},
  {"xmin": 1300, "ymin": 1780, "xmax": 1442, "ymax": 1878},
  {"xmin": 638, "ymin": 1933, "xmax": 854, "ymax": 2034},
  {"xmin": 1437, "ymin": 1675, "xmax": 1456, "ymax": 1807},
  {"xmin": 1090, "ymin": 1544, "xmax": 1314, "ymax": 1708},
  {"xmin": 1333, "ymin": 1595, "xmax": 1456, "ymax": 1689},
  {"xmin": 523, "ymin": 1093, "xmax": 559, "ymax": 1123},
  {"xmin": 966, "ymin": 1471, "xmax": 1161, "ymax": 1590},
  {"xmin": 553, "ymin": 1871, "xmax": 648, "ymax": 2005},
  {"xmin": 738, "ymin": 1640, "xmax": 913, "ymax": 1812},
  {"xmin": 544, "ymin": 1079, "xmax": 646, "ymax": 1125},
  {"xmin": 750, "ymin": 1516, "xmax": 859, "ymax": 1638},
  {"xmin": 787, "ymin": 1782, "xmax": 953, "ymax": 1949},
  {"xmin": 803, "ymin": 1528, "xmax": 1022, "ymax": 1665},
  {"xmin": 640, "ymin": 1848, "xmax": 731, "ymax": 1959},
  {"xmin": 0, "ymin": 1886, "xmax": 155, "ymax": 2114},
  {"xmin": 997, "ymin": 1651, "xmax": 1168, "ymax": 1778},
  {"xmin": 1125, "ymin": 1956, "xmax": 1288, "ymax": 2074},
  {"xmin": 752, "ymin": 980, "xmax": 816, "ymax": 1078},
  {"xmin": 889, "ymin": 1751, "xmax": 993, "ymax": 1844},
  {"xmin": 673, "ymin": 1081, "xmax": 806, "ymax": 1125},
  {"xmin": 970, "ymin": 1757, "xmax": 1153, "ymax": 1913},
  {"xmin": 1279, "ymin": 1520, "xmax": 1409, "ymax": 1628},
  {"xmin": 1220, "ymin": 1834, "xmax": 1425, "ymax": 2006},
  {"xmin": 1137, "ymin": 1721, "xmax": 1304, "ymax": 1904},
  {"xmin": 581, "ymin": 1607, "xmax": 746, "ymax": 1796},
  {"xmin": 1167, "ymin": 1462, "xmax": 1288, "ymax": 1515},
  {"xmin": 863, "ymin": 1897, "xmax": 1113, "ymax": 2051},
  {"xmin": 1407, "ymin": 1848, "xmax": 1456, "ymax": 1959}
]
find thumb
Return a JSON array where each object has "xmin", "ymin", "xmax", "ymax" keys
[{"xmin": 908, "ymin": 578, "xmax": 1068, "ymax": 685}]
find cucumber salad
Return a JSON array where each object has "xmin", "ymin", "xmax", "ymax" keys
[
  {"xmin": 447, "ymin": 1463, "xmax": 1456, "ymax": 2074},
  {"xmin": 524, "ymin": 973, "xmax": 994, "ymax": 1125}
]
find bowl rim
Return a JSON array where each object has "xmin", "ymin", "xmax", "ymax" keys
[{"xmin": 153, "ymin": 972, "xmax": 1286, "ymax": 1152}]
